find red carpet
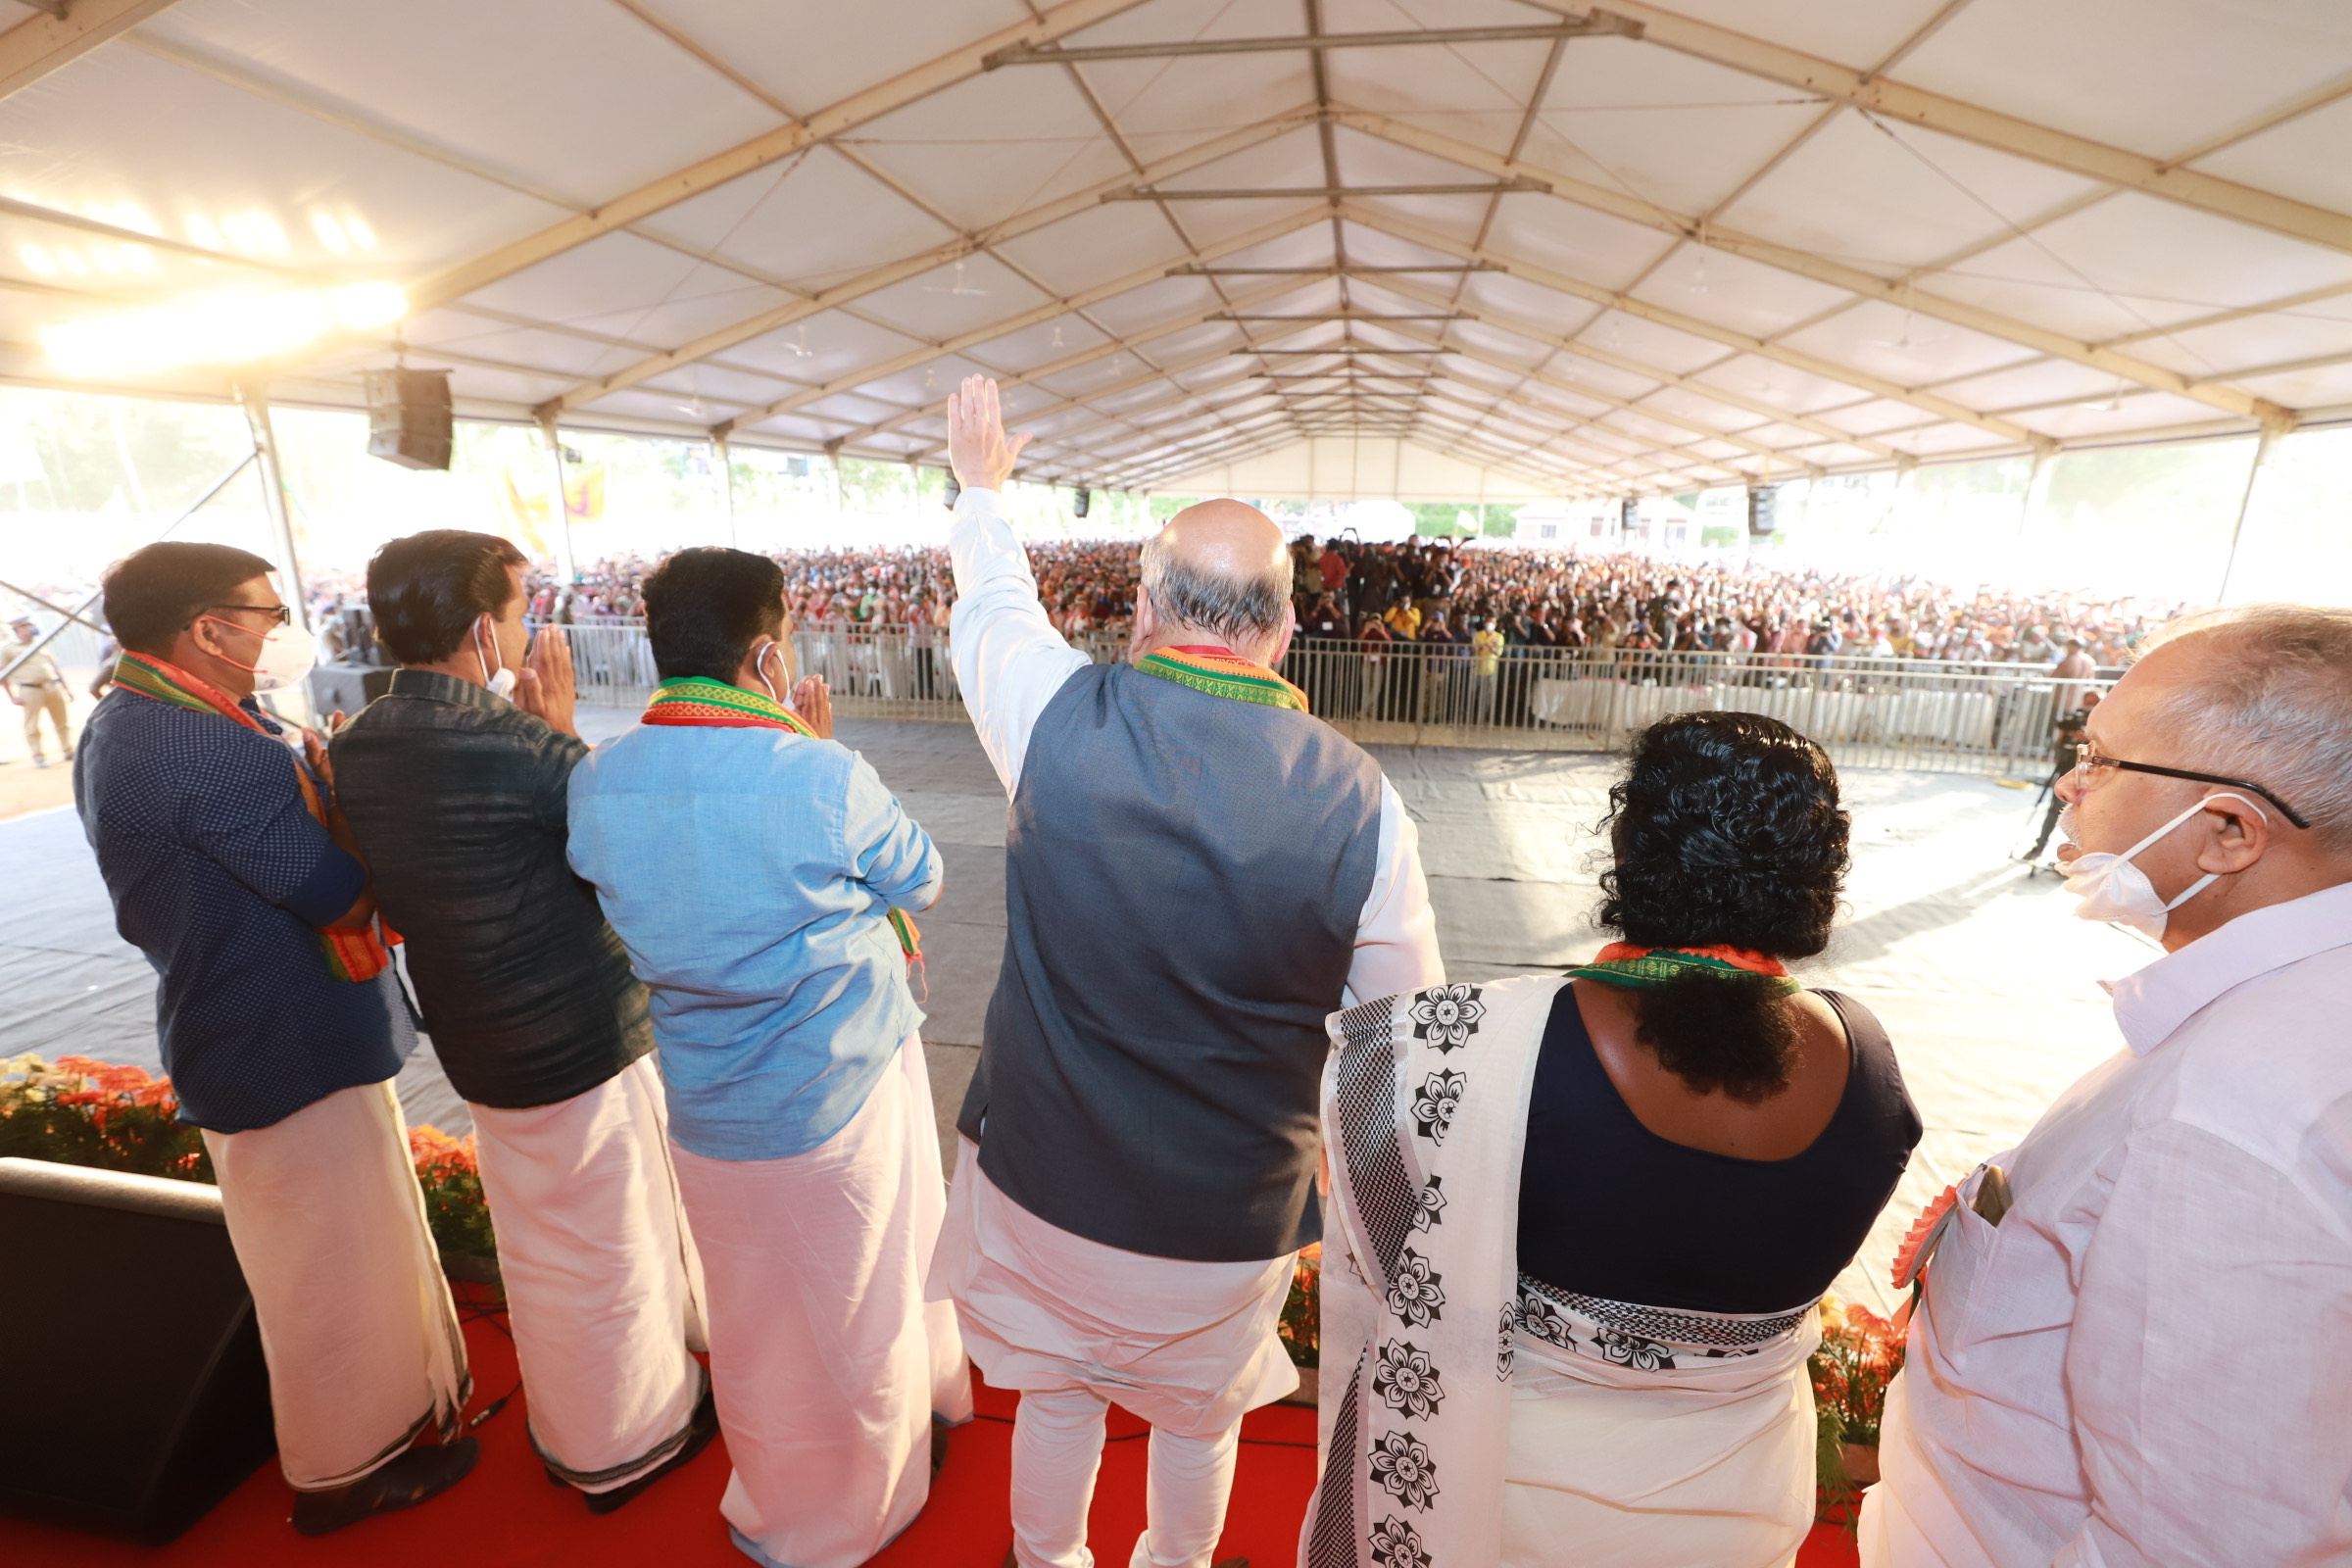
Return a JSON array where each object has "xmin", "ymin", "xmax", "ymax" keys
[{"xmin": 5, "ymin": 1287, "xmax": 1860, "ymax": 1566}]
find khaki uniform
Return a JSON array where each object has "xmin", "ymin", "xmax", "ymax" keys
[{"xmin": 7, "ymin": 644, "xmax": 71, "ymax": 761}]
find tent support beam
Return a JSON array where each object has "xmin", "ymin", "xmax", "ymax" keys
[
  {"xmin": 235, "ymin": 381, "xmax": 309, "ymax": 634},
  {"xmin": 537, "ymin": 415, "xmax": 577, "ymax": 585},
  {"xmin": 1367, "ymin": 277, "xmax": 1875, "ymax": 464},
  {"xmin": 1335, "ymin": 107, "xmax": 2297, "ymax": 430},
  {"xmin": 0, "ymin": 0, "xmax": 186, "ymax": 102},
  {"xmin": 383, "ymin": 0, "xmax": 1156, "ymax": 324},
  {"xmin": 832, "ymin": 275, "xmax": 1332, "ymax": 448},
  {"xmin": 1346, "ymin": 204, "xmax": 2052, "ymax": 451},
  {"xmin": 986, "ymin": 17, "xmax": 1641, "ymax": 67},
  {"xmin": 1523, "ymin": 0, "xmax": 2352, "ymax": 257},
  {"xmin": 711, "ymin": 209, "xmax": 1328, "ymax": 435},
  {"xmin": 2216, "ymin": 427, "xmax": 2278, "ymax": 605},
  {"xmin": 540, "ymin": 106, "xmax": 1316, "ymax": 416}
]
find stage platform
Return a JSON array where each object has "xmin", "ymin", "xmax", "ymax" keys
[
  {"xmin": 0, "ymin": 710, "xmax": 2149, "ymax": 1315},
  {"xmin": 4, "ymin": 1282, "xmax": 1868, "ymax": 1567}
]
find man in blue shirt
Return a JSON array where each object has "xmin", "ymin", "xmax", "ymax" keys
[
  {"xmin": 568, "ymin": 547, "xmax": 967, "ymax": 1568},
  {"xmin": 74, "ymin": 542, "xmax": 474, "ymax": 1536}
]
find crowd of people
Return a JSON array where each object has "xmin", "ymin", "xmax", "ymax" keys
[
  {"xmin": 54, "ymin": 371, "xmax": 2352, "ymax": 1568},
  {"xmin": 380, "ymin": 535, "xmax": 2179, "ymax": 675}
]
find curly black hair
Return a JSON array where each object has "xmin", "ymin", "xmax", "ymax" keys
[{"xmin": 1592, "ymin": 711, "xmax": 1850, "ymax": 1102}]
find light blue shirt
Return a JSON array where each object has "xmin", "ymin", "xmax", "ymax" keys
[{"xmin": 566, "ymin": 722, "xmax": 942, "ymax": 1160}]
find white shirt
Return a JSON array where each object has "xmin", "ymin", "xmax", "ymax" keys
[
  {"xmin": 1864, "ymin": 879, "xmax": 2352, "ymax": 1568},
  {"xmin": 946, "ymin": 487, "xmax": 1443, "ymax": 1006}
]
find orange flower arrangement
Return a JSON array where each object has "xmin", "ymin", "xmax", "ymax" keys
[
  {"xmin": 409, "ymin": 1123, "xmax": 496, "ymax": 1259},
  {"xmin": 0, "ymin": 1052, "xmax": 211, "ymax": 1180},
  {"xmin": 1280, "ymin": 1242, "xmax": 1322, "ymax": 1368},
  {"xmin": 2, "ymin": 1054, "xmax": 497, "ymax": 1263},
  {"xmin": 1812, "ymin": 1293, "xmax": 1909, "ymax": 1502}
]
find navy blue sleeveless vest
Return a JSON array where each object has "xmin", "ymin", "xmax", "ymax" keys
[{"xmin": 957, "ymin": 660, "xmax": 1384, "ymax": 1261}]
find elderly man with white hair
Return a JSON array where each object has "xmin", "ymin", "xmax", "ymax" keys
[
  {"xmin": 1863, "ymin": 604, "xmax": 2352, "ymax": 1567},
  {"xmin": 931, "ymin": 376, "xmax": 1443, "ymax": 1568}
]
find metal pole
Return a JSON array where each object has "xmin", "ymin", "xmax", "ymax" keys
[
  {"xmin": 2015, "ymin": 446, "xmax": 2050, "ymax": 537},
  {"xmin": 0, "ymin": 578, "xmax": 111, "ymax": 634},
  {"xmin": 537, "ymin": 413, "xmax": 578, "ymax": 584},
  {"xmin": 236, "ymin": 379, "xmax": 310, "ymax": 633},
  {"xmin": 713, "ymin": 434, "xmax": 736, "ymax": 550},
  {"xmin": 0, "ymin": 451, "xmax": 257, "ymax": 689},
  {"xmin": 2216, "ymin": 425, "xmax": 2278, "ymax": 606}
]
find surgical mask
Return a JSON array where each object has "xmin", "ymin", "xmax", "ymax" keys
[
  {"xmin": 757, "ymin": 640, "xmax": 783, "ymax": 707},
  {"xmin": 2059, "ymin": 791, "xmax": 2266, "ymax": 939},
  {"xmin": 474, "ymin": 619, "xmax": 517, "ymax": 700},
  {"xmin": 200, "ymin": 615, "xmax": 317, "ymax": 692}
]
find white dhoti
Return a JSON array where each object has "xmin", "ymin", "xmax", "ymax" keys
[
  {"xmin": 468, "ymin": 1053, "xmax": 708, "ymax": 1493},
  {"xmin": 669, "ymin": 1035, "xmax": 969, "ymax": 1568},
  {"xmin": 202, "ymin": 1079, "xmax": 470, "ymax": 1491},
  {"xmin": 934, "ymin": 1139, "xmax": 1298, "ymax": 1568},
  {"xmin": 1499, "ymin": 1298, "xmax": 1819, "ymax": 1568},
  {"xmin": 1310, "ymin": 977, "xmax": 1822, "ymax": 1568}
]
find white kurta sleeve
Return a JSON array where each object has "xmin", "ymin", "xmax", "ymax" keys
[
  {"xmin": 2056, "ymin": 1111, "xmax": 2352, "ymax": 1568},
  {"xmin": 946, "ymin": 486, "xmax": 1090, "ymax": 796},
  {"xmin": 1344, "ymin": 779, "xmax": 1444, "ymax": 1005}
]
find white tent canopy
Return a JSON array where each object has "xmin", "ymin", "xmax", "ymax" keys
[{"xmin": 3, "ymin": 0, "xmax": 2350, "ymax": 501}]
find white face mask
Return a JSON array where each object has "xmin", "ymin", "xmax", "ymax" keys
[
  {"xmin": 757, "ymin": 640, "xmax": 785, "ymax": 707},
  {"xmin": 249, "ymin": 620, "xmax": 317, "ymax": 692},
  {"xmin": 474, "ymin": 619, "xmax": 517, "ymax": 700},
  {"xmin": 204, "ymin": 614, "xmax": 317, "ymax": 692},
  {"xmin": 2059, "ymin": 791, "xmax": 2266, "ymax": 938}
]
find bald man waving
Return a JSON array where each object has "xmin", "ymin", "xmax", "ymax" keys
[{"xmin": 932, "ymin": 377, "xmax": 1443, "ymax": 1568}]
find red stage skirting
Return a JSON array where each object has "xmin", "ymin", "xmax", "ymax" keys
[{"xmin": 6, "ymin": 1286, "xmax": 1862, "ymax": 1566}]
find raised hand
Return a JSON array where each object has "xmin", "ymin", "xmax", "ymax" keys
[
  {"xmin": 792, "ymin": 673, "xmax": 833, "ymax": 740},
  {"xmin": 946, "ymin": 373, "xmax": 1033, "ymax": 493}
]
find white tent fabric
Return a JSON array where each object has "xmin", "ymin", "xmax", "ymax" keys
[{"xmin": 2, "ymin": 0, "xmax": 2349, "ymax": 498}]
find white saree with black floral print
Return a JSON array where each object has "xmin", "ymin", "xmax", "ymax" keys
[{"xmin": 1304, "ymin": 976, "xmax": 1823, "ymax": 1568}]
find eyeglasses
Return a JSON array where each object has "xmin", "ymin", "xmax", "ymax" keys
[
  {"xmin": 206, "ymin": 604, "xmax": 292, "ymax": 628},
  {"xmin": 2071, "ymin": 743, "xmax": 2310, "ymax": 830}
]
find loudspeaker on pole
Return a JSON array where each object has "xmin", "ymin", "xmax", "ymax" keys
[{"xmin": 363, "ymin": 368, "xmax": 455, "ymax": 471}]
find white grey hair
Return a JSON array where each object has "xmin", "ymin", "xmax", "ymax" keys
[
  {"xmin": 1138, "ymin": 531, "xmax": 1289, "ymax": 643},
  {"xmin": 2136, "ymin": 603, "xmax": 2352, "ymax": 849}
]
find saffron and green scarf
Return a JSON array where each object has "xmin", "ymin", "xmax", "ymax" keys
[
  {"xmin": 113, "ymin": 651, "xmax": 398, "ymax": 984},
  {"xmin": 1566, "ymin": 941, "xmax": 1801, "ymax": 997},
  {"xmin": 637, "ymin": 675, "xmax": 920, "ymax": 965},
  {"xmin": 1135, "ymin": 644, "xmax": 1309, "ymax": 712},
  {"xmin": 641, "ymin": 674, "xmax": 819, "ymax": 737}
]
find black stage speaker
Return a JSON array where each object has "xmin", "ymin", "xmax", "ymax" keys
[
  {"xmin": 0, "ymin": 1158, "xmax": 274, "ymax": 1544},
  {"xmin": 1620, "ymin": 495, "xmax": 1640, "ymax": 532},
  {"xmin": 364, "ymin": 368, "xmax": 455, "ymax": 470},
  {"xmin": 1073, "ymin": 486, "xmax": 1091, "ymax": 519},
  {"xmin": 1746, "ymin": 484, "xmax": 1781, "ymax": 536}
]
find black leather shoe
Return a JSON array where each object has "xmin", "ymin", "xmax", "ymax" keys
[
  {"xmin": 576, "ymin": 1381, "xmax": 721, "ymax": 1515},
  {"xmin": 932, "ymin": 1414, "xmax": 951, "ymax": 1483},
  {"xmin": 289, "ymin": 1436, "xmax": 478, "ymax": 1536}
]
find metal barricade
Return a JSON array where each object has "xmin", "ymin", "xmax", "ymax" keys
[
  {"xmin": 533, "ymin": 618, "xmax": 2099, "ymax": 777},
  {"xmin": 1280, "ymin": 639, "xmax": 2106, "ymax": 777}
]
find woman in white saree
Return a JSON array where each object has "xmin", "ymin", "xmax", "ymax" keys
[{"xmin": 1306, "ymin": 711, "xmax": 1921, "ymax": 1568}]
